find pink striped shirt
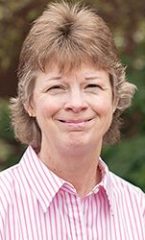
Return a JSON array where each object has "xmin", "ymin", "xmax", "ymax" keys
[{"xmin": 0, "ymin": 146, "xmax": 145, "ymax": 240}]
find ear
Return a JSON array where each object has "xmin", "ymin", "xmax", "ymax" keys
[
  {"xmin": 23, "ymin": 101, "xmax": 36, "ymax": 117},
  {"xmin": 112, "ymin": 97, "xmax": 119, "ymax": 113}
]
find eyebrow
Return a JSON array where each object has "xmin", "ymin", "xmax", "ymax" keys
[
  {"xmin": 85, "ymin": 76, "xmax": 101, "ymax": 80},
  {"xmin": 47, "ymin": 75, "xmax": 101, "ymax": 81},
  {"xmin": 47, "ymin": 76, "xmax": 62, "ymax": 81}
]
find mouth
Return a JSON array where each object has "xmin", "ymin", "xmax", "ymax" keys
[
  {"xmin": 57, "ymin": 118, "xmax": 93, "ymax": 124},
  {"xmin": 55, "ymin": 117, "xmax": 95, "ymax": 131}
]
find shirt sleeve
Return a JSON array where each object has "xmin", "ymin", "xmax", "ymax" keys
[
  {"xmin": 0, "ymin": 173, "xmax": 11, "ymax": 240},
  {"xmin": 0, "ymin": 198, "xmax": 5, "ymax": 240}
]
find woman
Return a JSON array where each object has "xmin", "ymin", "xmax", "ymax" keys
[{"xmin": 0, "ymin": 2, "xmax": 144, "ymax": 239}]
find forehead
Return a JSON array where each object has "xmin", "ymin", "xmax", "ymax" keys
[
  {"xmin": 33, "ymin": 62, "xmax": 111, "ymax": 92},
  {"xmin": 42, "ymin": 60, "xmax": 109, "ymax": 77}
]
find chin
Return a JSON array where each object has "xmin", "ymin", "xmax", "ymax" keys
[{"xmin": 66, "ymin": 135, "xmax": 93, "ymax": 149}]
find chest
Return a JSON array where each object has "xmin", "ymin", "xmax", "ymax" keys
[{"xmin": 5, "ymin": 191, "xmax": 145, "ymax": 240}]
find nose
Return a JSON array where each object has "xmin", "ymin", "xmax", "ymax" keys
[{"xmin": 64, "ymin": 89, "xmax": 88, "ymax": 113}]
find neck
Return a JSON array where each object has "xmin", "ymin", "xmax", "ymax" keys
[{"xmin": 39, "ymin": 143, "xmax": 102, "ymax": 197}]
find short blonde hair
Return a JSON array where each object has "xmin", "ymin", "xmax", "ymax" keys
[{"xmin": 10, "ymin": 1, "xmax": 136, "ymax": 148}]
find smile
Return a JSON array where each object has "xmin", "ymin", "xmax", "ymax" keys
[
  {"xmin": 56, "ymin": 118, "xmax": 95, "ymax": 130},
  {"xmin": 58, "ymin": 118, "xmax": 93, "ymax": 124}
]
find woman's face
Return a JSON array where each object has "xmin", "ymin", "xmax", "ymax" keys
[{"xmin": 29, "ymin": 63, "xmax": 117, "ymax": 154}]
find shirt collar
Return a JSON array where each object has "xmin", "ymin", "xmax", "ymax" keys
[
  {"xmin": 93, "ymin": 158, "xmax": 116, "ymax": 215},
  {"xmin": 20, "ymin": 146, "xmax": 65, "ymax": 212},
  {"xmin": 20, "ymin": 146, "xmax": 115, "ymax": 214}
]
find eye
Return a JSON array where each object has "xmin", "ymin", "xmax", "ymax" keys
[
  {"xmin": 49, "ymin": 85, "xmax": 62, "ymax": 90},
  {"xmin": 86, "ymin": 84, "xmax": 101, "ymax": 88},
  {"xmin": 45, "ymin": 85, "xmax": 65, "ymax": 94},
  {"xmin": 85, "ymin": 83, "xmax": 102, "ymax": 92}
]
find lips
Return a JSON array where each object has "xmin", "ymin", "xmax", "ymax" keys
[
  {"xmin": 58, "ymin": 118, "xmax": 93, "ymax": 123},
  {"xmin": 55, "ymin": 117, "xmax": 95, "ymax": 130}
]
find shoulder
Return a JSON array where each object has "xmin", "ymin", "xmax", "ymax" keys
[
  {"xmin": 109, "ymin": 171, "xmax": 145, "ymax": 208},
  {"xmin": 109, "ymin": 171, "xmax": 144, "ymax": 193},
  {"xmin": 0, "ymin": 164, "xmax": 20, "ymax": 217}
]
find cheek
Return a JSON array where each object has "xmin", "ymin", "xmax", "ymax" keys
[
  {"xmin": 92, "ymin": 97, "xmax": 114, "ymax": 116},
  {"xmin": 36, "ymin": 98, "xmax": 61, "ymax": 119}
]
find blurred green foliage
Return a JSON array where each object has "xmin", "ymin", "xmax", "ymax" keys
[
  {"xmin": 0, "ymin": 99, "xmax": 25, "ymax": 171},
  {"xmin": 103, "ymin": 136, "xmax": 145, "ymax": 191},
  {"xmin": 0, "ymin": 0, "xmax": 145, "ymax": 191}
]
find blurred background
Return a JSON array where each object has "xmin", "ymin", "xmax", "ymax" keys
[{"xmin": 0, "ymin": 0, "xmax": 145, "ymax": 191}]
